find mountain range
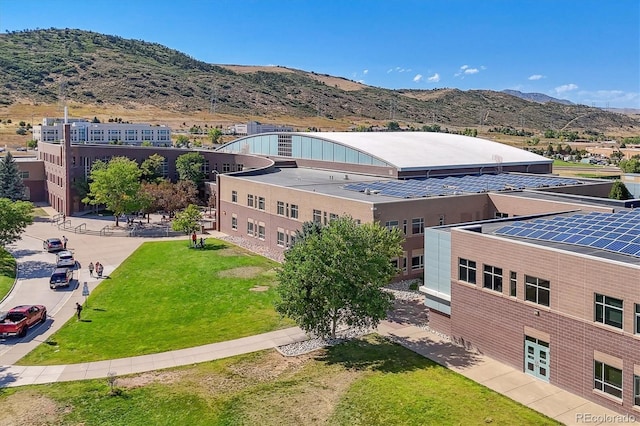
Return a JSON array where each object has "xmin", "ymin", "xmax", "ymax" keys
[{"xmin": 0, "ymin": 28, "xmax": 638, "ymax": 135}]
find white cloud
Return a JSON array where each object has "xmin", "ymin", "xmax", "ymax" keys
[
  {"xmin": 427, "ymin": 73, "xmax": 440, "ymax": 83},
  {"xmin": 363, "ymin": 69, "xmax": 368, "ymax": 75},
  {"xmin": 455, "ymin": 64, "xmax": 482, "ymax": 78},
  {"xmin": 413, "ymin": 74, "xmax": 423, "ymax": 82},
  {"xmin": 528, "ymin": 74, "xmax": 544, "ymax": 81},
  {"xmin": 554, "ymin": 83, "xmax": 578, "ymax": 94},
  {"xmin": 388, "ymin": 67, "xmax": 411, "ymax": 74}
]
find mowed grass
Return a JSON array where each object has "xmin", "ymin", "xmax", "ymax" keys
[
  {"xmin": 0, "ymin": 247, "xmax": 17, "ymax": 301},
  {"xmin": 19, "ymin": 239, "xmax": 293, "ymax": 365},
  {"xmin": 0, "ymin": 336, "xmax": 559, "ymax": 426}
]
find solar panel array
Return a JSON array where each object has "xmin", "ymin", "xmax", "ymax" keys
[
  {"xmin": 495, "ymin": 210, "xmax": 640, "ymax": 258},
  {"xmin": 343, "ymin": 174, "xmax": 582, "ymax": 198}
]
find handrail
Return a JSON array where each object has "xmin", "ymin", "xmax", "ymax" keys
[
  {"xmin": 100, "ymin": 225, "xmax": 112, "ymax": 236},
  {"xmin": 74, "ymin": 223, "xmax": 86, "ymax": 234},
  {"xmin": 52, "ymin": 213, "xmax": 63, "ymax": 225},
  {"xmin": 58, "ymin": 219, "xmax": 71, "ymax": 230}
]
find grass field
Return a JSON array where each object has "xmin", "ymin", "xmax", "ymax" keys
[
  {"xmin": 19, "ymin": 239, "xmax": 293, "ymax": 365},
  {"xmin": 1, "ymin": 335, "xmax": 559, "ymax": 426},
  {"xmin": 0, "ymin": 247, "xmax": 17, "ymax": 301}
]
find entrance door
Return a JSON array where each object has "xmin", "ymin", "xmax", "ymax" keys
[{"xmin": 525, "ymin": 336, "xmax": 550, "ymax": 381}]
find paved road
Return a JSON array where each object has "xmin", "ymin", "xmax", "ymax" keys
[{"xmin": 0, "ymin": 213, "xmax": 151, "ymax": 364}]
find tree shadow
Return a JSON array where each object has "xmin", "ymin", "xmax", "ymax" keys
[
  {"xmin": 314, "ymin": 334, "xmax": 434, "ymax": 374},
  {"xmin": 18, "ymin": 260, "xmax": 56, "ymax": 279},
  {"xmin": 9, "ymin": 249, "xmax": 42, "ymax": 259},
  {"xmin": 0, "ymin": 365, "xmax": 18, "ymax": 389},
  {"xmin": 384, "ymin": 334, "xmax": 484, "ymax": 370},
  {"xmin": 386, "ymin": 299, "xmax": 429, "ymax": 326}
]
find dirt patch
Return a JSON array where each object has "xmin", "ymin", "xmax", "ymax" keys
[
  {"xmin": 249, "ymin": 285, "xmax": 269, "ymax": 292},
  {"xmin": 0, "ymin": 392, "xmax": 64, "ymax": 426},
  {"xmin": 117, "ymin": 370, "xmax": 185, "ymax": 389},
  {"xmin": 217, "ymin": 266, "xmax": 264, "ymax": 278}
]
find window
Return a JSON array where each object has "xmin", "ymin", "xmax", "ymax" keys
[
  {"xmin": 635, "ymin": 375, "xmax": 640, "ymax": 406},
  {"xmin": 495, "ymin": 212, "xmax": 508, "ymax": 218},
  {"xmin": 290, "ymin": 234, "xmax": 297, "ymax": 246},
  {"xmin": 223, "ymin": 163, "xmax": 230, "ymax": 172},
  {"xmin": 258, "ymin": 225, "xmax": 265, "ymax": 239},
  {"xmin": 247, "ymin": 221, "xmax": 254, "ymax": 236},
  {"xmin": 439, "ymin": 215, "xmax": 445, "ymax": 226},
  {"xmin": 595, "ymin": 294, "xmax": 623, "ymax": 329},
  {"xmin": 290, "ymin": 204, "xmax": 299, "ymax": 219},
  {"xmin": 483, "ymin": 265, "xmax": 503, "ymax": 292},
  {"xmin": 411, "ymin": 255, "xmax": 424, "ymax": 270},
  {"xmin": 385, "ymin": 220, "xmax": 399, "ymax": 231},
  {"xmin": 277, "ymin": 231, "xmax": 285, "ymax": 247},
  {"xmin": 403, "ymin": 219, "xmax": 407, "ymax": 234},
  {"xmin": 411, "ymin": 218, "xmax": 424, "ymax": 235},
  {"xmin": 277, "ymin": 201, "xmax": 285, "ymax": 216},
  {"xmin": 231, "ymin": 216, "xmax": 237, "ymax": 230},
  {"xmin": 636, "ymin": 304, "xmax": 640, "ymax": 334},
  {"xmin": 247, "ymin": 194, "xmax": 254, "ymax": 207},
  {"xmin": 313, "ymin": 209, "xmax": 321, "ymax": 223},
  {"xmin": 231, "ymin": 191, "xmax": 237, "ymax": 203},
  {"xmin": 458, "ymin": 258, "xmax": 476, "ymax": 284},
  {"xmin": 525, "ymin": 275, "xmax": 550, "ymax": 307},
  {"xmin": 594, "ymin": 361, "xmax": 622, "ymax": 399},
  {"xmin": 329, "ymin": 213, "xmax": 339, "ymax": 222},
  {"xmin": 258, "ymin": 197, "xmax": 265, "ymax": 210},
  {"xmin": 19, "ymin": 171, "xmax": 30, "ymax": 179},
  {"xmin": 323, "ymin": 211, "xmax": 328, "ymax": 225},
  {"xmin": 510, "ymin": 271, "xmax": 517, "ymax": 297}
]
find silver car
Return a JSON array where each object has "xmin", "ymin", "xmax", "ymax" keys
[{"xmin": 56, "ymin": 250, "xmax": 75, "ymax": 268}]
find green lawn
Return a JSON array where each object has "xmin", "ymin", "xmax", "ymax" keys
[
  {"xmin": 0, "ymin": 247, "xmax": 17, "ymax": 301},
  {"xmin": 19, "ymin": 239, "xmax": 293, "ymax": 365},
  {"xmin": 552, "ymin": 159, "xmax": 598, "ymax": 167},
  {"xmin": 0, "ymin": 336, "xmax": 558, "ymax": 425}
]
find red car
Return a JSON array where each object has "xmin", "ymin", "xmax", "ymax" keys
[{"xmin": 0, "ymin": 305, "xmax": 47, "ymax": 338}]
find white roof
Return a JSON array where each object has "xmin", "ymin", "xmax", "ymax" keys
[{"xmin": 298, "ymin": 132, "xmax": 549, "ymax": 171}]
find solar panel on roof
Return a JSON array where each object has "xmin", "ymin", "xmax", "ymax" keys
[{"xmin": 589, "ymin": 238, "xmax": 615, "ymax": 249}]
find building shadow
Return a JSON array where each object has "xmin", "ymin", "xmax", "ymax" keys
[
  {"xmin": 385, "ymin": 334, "xmax": 484, "ymax": 370},
  {"xmin": 9, "ymin": 249, "xmax": 42, "ymax": 259}
]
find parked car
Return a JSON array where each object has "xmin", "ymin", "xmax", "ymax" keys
[
  {"xmin": 16, "ymin": 147, "xmax": 27, "ymax": 152},
  {"xmin": 0, "ymin": 305, "xmax": 47, "ymax": 338},
  {"xmin": 50, "ymin": 267, "xmax": 73, "ymax": 289},
  {"xmin": 43, "ymin": 238, "xmax": 63, "ymax": 252},
  {"xmin": 56, "ymin": 250, "xmax": 75, "ymax": 268}
]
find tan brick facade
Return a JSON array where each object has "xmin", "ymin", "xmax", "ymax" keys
[{"xmin": 446, "ymin": 227, "xmax": 640, "ymax": 415}]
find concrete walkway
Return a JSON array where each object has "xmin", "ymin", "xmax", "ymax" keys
[{"xmin": 0, "ymin": 208, "xmax": 632, "ymax": 425}]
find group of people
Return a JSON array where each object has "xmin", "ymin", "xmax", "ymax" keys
[
  {"xmin": 88, "ymin": 261, "xmax": 104, "ymax": 278},
  {"xmin": 191, "ymin": 232, "xmax": 205, "ymax": 248}
]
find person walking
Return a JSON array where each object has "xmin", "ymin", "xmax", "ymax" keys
[
  {"xmin": 191, "ymin": 231, "xmax": 197, "ymax": 247},
  {"xmin": 62, "ymin": 235, "xmax": 68, "ymax": 249},
  {"xmin": 97, "ymin": 263, "xmax": 104, "ymax": 278},
  {"xmin": 75, "ymin": 302, "xmax": 83, "ymax": 320},
  {"xmin": 88, "ymin": 262, "xmax": 94, "ymax": 277}
]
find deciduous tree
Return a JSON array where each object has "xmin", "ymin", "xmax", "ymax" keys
[
  {"xmin": 172, "ymin": 204, "xmax": 202, "ymax": 236},
  {"xmin": 276, "ymin": 216, "xmax": 404, "ymax": 339},
  {"xmin": 609, "ymin": 181, "xmax": 633, "ymax": 200},
  {"xmin": 82, "ymin": 157, "xmax": 142, "ymax": 227},
  {"xmin": 175, "ymin": 152, "xmax": 205, "ymax": 186},
  {"xmin": 0, "ymin": 198, "xmax": 33, "ymax": 247}
]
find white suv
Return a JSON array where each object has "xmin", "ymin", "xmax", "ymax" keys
[{"xmin": 56, "ymin": 250, "xmax": 75, "ymax": 268}]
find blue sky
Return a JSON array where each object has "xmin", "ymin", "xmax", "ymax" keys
[{"xmin": 1, "ymin": 0, "xmax": 639, "ymax": 108}]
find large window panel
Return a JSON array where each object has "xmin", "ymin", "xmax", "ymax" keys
[
  {"xmin": 311, "ymin": 138, "xmax": 323, "ymax": 160},
  {"xmin": 594, "ymin": 360, "xmax": 622, "ymax": 399},
  {"xmin": 334, "ymin": 144, "xmax": 346, "ymax": 163},
  {"xmin": 358, "ymin": 151, "xmax": 373, "ymax": 165},
  {"xmin": 345, "ymin": 147, "xmax": 359, "ymax": 163},
  {"xmin": 322, "ymin": 140, "xmax": 333, "ymax": 161},
  {"xmin": 300, "ymin": 137, "xmax": 312, "ymax": 159}
]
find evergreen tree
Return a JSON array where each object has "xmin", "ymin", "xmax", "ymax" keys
[{"xmin": 0, "ymin": 152, "xmax": 26, "ymax": 201}]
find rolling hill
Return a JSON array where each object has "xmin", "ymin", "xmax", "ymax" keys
[{"xmin": 1, "ymin": 28, "xmax": 638, "ymax": 135}]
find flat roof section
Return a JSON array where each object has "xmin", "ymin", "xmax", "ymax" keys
[
  {"xmin": 482, "ymin": 210, "xmax": 640, "ymax": 266},
  {"xmin": 231, "ymin": 168, "xmax": 592, "ymax": 204}
]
